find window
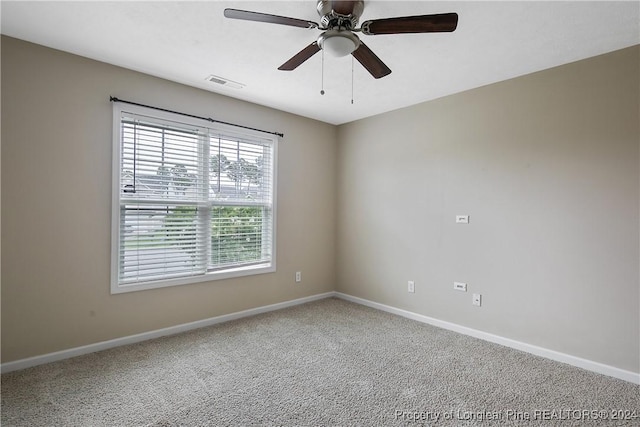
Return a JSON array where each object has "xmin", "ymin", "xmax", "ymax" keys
[{"xmin": 111, "ymin": 104, "xmax": 277, "ymax": 293}]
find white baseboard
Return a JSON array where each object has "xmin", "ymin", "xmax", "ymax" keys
[
  {"xmin": 0, "ymin": 292, "xmax": 335, "ymax": 374},
  {"xmin": 4, "ymin": 290, "xmax": 638, "ymax": 385},
  {"xmin": 334, "ymin": 292, "xmax": 640, "ymax": 385}
]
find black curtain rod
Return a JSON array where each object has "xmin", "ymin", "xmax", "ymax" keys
[{"xmin": 110, "ymin": 96, "xmax": 284, "ymax": 138}]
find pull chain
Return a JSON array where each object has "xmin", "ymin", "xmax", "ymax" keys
[
  {"xmin": 351, "ymin": 56, "xmax": 354, "ymax": 104},
  {"xmin": 320, "ymin": 49, "xmax": 325, "ymax": 95}
]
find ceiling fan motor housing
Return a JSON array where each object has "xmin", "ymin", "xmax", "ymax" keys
[{"xmin": 317, "ymin": 0, "xmax": 364, "ymax": 29}]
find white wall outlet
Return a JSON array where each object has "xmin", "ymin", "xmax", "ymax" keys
[
  {"xmin": 472, "ymin": 293, "xmax": 482, "ymax": 307},
  {"xmin": 456, "ymin": 215, "xmax": 470, "ymax": 224},
  {"xmin": 408, "ymin": 281, "xmax": 415, "ymax": 293},
  {"xmin": 454, "ymin": 282, "xmax": 467, "ymax": 292},
  {"xmin": 295, "ymin": 271, "xmax": 301, "ymax": 283}
]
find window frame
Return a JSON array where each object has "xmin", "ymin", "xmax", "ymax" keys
[{"xmin": 110, "ymin": 103, "xmax": 277, "ymax": 294}]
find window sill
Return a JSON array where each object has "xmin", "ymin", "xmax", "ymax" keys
[{"xmin": 110, "ymin": 263, "xmax": 276, "ymax": 294}]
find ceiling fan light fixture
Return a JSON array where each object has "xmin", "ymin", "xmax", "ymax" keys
[{"xmin": 318, "ymin": 30, "xmax": 360, "ymax": 57}]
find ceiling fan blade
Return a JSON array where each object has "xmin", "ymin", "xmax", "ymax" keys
[
  {"xmin": 224, "ymin": 8, "xmax": 319, "ymax": 29},
  {"xmin": 278, "ymin": 42, "xmax": 321, "ymax": 71},
  {"xmin": 352, "ymin": 41, "xmax": 391, "ymax": 79},
  {"xmin": 361, "ymin": 13, "xmax": 458, "ymax": 35}
]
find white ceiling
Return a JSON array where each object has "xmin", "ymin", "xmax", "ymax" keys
[{"xmin": 2, "ymin": 1, "xmax": 638, "ymax": 125}]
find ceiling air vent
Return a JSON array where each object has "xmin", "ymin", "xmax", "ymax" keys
[{"xmin": 205, "ymin": 74, "xmax": 245, "ymax": 89}]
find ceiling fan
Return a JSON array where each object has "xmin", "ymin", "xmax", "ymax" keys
[{"xmin": 224, "ymin": 0, "xmax": 458, "ymax": 79}]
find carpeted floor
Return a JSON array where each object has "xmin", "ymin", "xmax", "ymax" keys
[{"xmin": 1, "ymin": 297, "xmax": 638, "ymax": 426}]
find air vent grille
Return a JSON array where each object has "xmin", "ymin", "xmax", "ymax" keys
[{"xmin": 205, "ymin": 75, "xmax": 245, "ymax": 89}]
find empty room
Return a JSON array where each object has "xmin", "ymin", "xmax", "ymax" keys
[{"xmin": 1, "ymin": 1, "xmax": 638, "ymax": 425}]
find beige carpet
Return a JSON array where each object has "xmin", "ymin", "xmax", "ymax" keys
[{"xmin": 1, "ymin": 297, "xmax": 638, "ymax": 426}]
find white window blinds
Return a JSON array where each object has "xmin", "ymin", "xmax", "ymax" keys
[{"xmin": 112, "ymin": 105, "xmax": 276, "ymax": 293}]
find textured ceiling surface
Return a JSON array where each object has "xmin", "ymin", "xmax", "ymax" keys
[{"xmin": 2, "ymin": 1, "xmax": 639, "ymax": 124}]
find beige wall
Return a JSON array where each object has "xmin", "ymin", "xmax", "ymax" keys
[
  {"xmin": 336, "ymin": 46, "xmax": 639, "ymax": 373},
  {"xmin": 2, "ymin": 35, "xmax": 638, "ymax": 375},
  {"xmin": 1, "ymin": 37, "xmax": 337, "ymax": 362}
]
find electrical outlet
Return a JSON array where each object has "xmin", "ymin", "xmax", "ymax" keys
[
  {"xmin": 454, "ymin": 282, "xmax": 467, "ymax": 292},
  {"xmin": 295, "ymin": 271, "xmax": 301, "ymax": 283},
  {"xmin": 472, "ymin": 293, "xmax": 482, "ymax": 307},
  {"xmin": 408, "ymin": 281, "xmax": 415, "ymax": 293}
]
